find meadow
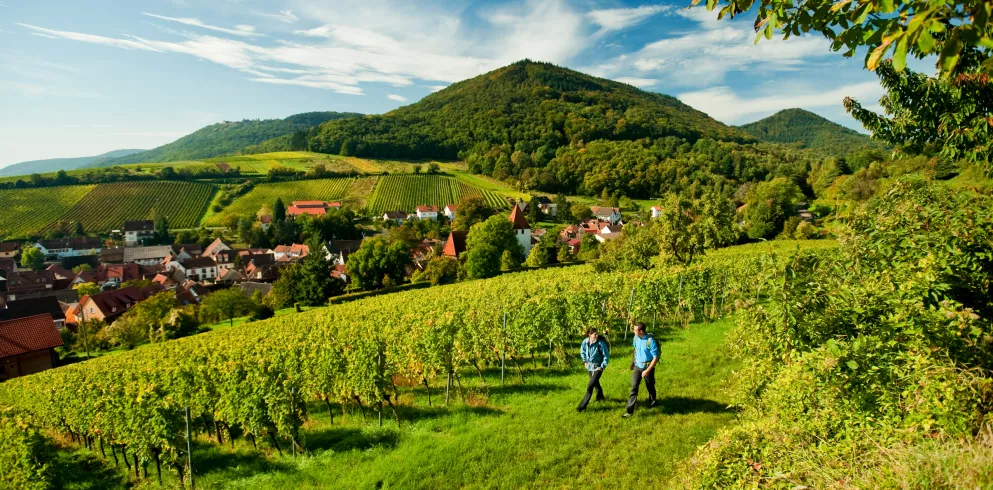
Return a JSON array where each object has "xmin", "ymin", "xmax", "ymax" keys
[{"xmin": 203, "ymin": 178, "xmax": 354, "ymax": 225}]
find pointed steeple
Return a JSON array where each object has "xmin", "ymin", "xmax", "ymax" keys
[{"xmin": 509, "ymin": 204, "xmax": 530, "ymax": 230}]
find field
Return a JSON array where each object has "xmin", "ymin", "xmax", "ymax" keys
[
  {"xmin": 204, "ymin": 178, "xmax": 354, "ymax": 225},
  {"xmin": 44, "ymin": 181, "xmax": 215, "ymax": 233},
  {"xmin": 0, "ymin": 185, "xmax": 96, "ymax": 240},
  {"xmin": 41, "ymin": 317, "xmax": 737, "ymax": 489},
  {"xmin": 369, "ymin": 174, "xmax": 509, "ymax": 213}
]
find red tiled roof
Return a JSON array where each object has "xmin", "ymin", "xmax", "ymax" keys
[
  {"xmin": 443, "ymin": 231, "xmax": 469, "ymax": 258},
  {"xmin": 180, "ymin": 256, "xmax": 217, "ymax": 269},
  {"xmin": 287, "ymin": 206, "xmax": 327, "ymax": 217},
  {"xmin": 0, "ymin": 242, "xmax": 20, "ymax": 253},
  {"xmin": 0, "ymin": 314, "xmax": 63, "ymax": 358},
  {"xmin": 77, "ymin": 285, "xmax": 164, "ymax": 320},
  {"xmin": 445, "ymin": 204, "xmax": 458, "ymax": 211},
  {"xmin": 509, "ymin": 205, "xmax": 530, "ymax": 230},
  {"xmin": 416, "ymin": 205, "xmax": 439, "ymax": 213},
  {"xmin": 123, "ymin": 220, "xmax": 154, "ymax": 232}
]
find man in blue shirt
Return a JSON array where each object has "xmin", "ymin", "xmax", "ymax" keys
[
  {"xmin": 623, "ymin": 322, "xmax": 659, "ymax": 417},
  {"xmin": 577, "ymin": 327, "xmax": 610, "ymax": 412}
]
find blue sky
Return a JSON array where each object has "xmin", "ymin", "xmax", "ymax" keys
[{"xmin": 0, "ymin": 0, "xmax": 899, "ymax": 167}]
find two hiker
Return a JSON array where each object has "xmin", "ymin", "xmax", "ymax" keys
[{"xmin": 576, "ymin": 322, "xmax": 660, "ymax": 417}]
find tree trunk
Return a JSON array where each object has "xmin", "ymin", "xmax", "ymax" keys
[
  {"xmin": 99, "ymin": 437, "xmax": 106, "ymax": 458},
  {"xmin": 111, "ymin": 444, "xmax": 119, "ymax": 467},
  {"xmin": 249, "ymin": 433, "xmax": 258, "ymax": 450},
  {"xmin": 121, "ymin": 446, "xmax": 130, "ymax": 471},
  {"xmin": 154, "ymin": 449, "xmax": 162, "ymax": 485},
  {"xmin": 324, "ymin": 397, "xmax": 335, "ymax": 424},
  {"xmin": 268, "ymin": 431, "xmax": 283, "ymax": 456},
  {"xmin": 422, "ymin": 377, "xmax": 432, "ymax": 406},
  {"xmin": 213, "ymin": 417, "xmax": 223, "ymax": 445}
]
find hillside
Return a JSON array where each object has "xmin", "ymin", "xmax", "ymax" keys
[
  {"xmin": 0, "ymin": 149, "xmax": 143, "ymax": 177},
  {"xmin": 738, "ymin": 108, "xmax": 886, "ymax": 157},
  {"xmin": 102, "ymin": 112, "xmax": 362, "ymax": 165},
  {"xmin": 308, "ymin": 60, "xmax": 755, "ymax": 195}
]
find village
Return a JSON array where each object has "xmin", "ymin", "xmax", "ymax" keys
[{"xmin": 0, "ymin": 196, "xmax": 646, "ymax": 382}]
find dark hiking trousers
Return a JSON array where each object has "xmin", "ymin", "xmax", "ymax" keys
[
  {"xmin": 626, "ymin": 366, "xmax": 656, "ymax": 414},
  {"xmin": 577, "ymin": 369, "xmax": 605, "ymax": 410}
]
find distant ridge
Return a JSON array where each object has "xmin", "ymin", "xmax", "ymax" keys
[
  {"xmin": 101, "ymin": 111, "xmax": 362, "ymax": 165},
  {"xmin": 0, "ymin": 149, "xmax": 144, "ymax": 177},
  {"xmin": 738, "ymin": 108, "xmax": 885, "ymax": 157}
]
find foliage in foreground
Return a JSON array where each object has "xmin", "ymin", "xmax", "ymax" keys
[
  {"xmin": 681, "ymin": 181, "xmax": 993, "ymax": 487},
  {"xmin": 0, "ymin": 408, "xmax": 51, "ymax": 490}
]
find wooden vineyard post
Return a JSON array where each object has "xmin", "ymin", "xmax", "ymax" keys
[
  {"xmin": 378, "ymin": 350, "xmax": 384, "ymax": 428},
  {"xmin": 676, "ymin": 275, "xmax": 683, "ymax": 326},
  {"xmin": 185, "ymin": 406, "xmax": 195, "ymax": 490},
  {"xmin": 501, "ymin": 311, "xmax": 506, "ymax": 387},
  {"xmin": 624, "ymin": 287, "xmax": 634, "ymax": 340}
]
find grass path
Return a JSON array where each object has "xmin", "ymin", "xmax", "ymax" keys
[{"xmin": 52, "ymin": 318, "xmax": 737, "ymax": 489}]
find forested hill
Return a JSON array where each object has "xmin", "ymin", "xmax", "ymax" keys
[
  {"xmin": 738, "ymin": 108, "xmax": 885, "ymax": 157},
  {"xmin": 102, "ymin": 111, "xmax": 362, "ymax": 165},
  {"xmin": 0, "ymin": 149, "xmax": 143, "ymax": 176},
  {"xmin": 307, "ymin": 60, "xmax": 753, "ymax": 181}
]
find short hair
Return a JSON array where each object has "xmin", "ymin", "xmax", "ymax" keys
[
  {"xmin": 633, "ymin": 322, "xmax": 646, "ymax": 331},
  {"xmin": 586, "ymin": 327, "xmax": 598, "ymax": 335}
]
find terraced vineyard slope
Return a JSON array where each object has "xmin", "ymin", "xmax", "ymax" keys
[
  {"xmin": 44, "ymin": 181, "xmax": 214, "ymax": 232},
  {"xmin": 205, "ymin": 178, "xmax": 353, "ymax": 225},
  {"xmin": 0, "ymin": 185, "xmax": 95, "ymax": 240},
  {"xmin": 369, "ymin": 174, "xmax": 509, "ymax": 213}
]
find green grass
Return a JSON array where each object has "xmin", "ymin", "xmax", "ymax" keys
[
  {"xmin": 204, "ymin": 178, "xmax": 354, "ymax": 225},
  {"xmin": 42, "ymin": 181, "xmax": 215, "ymax": 233},
  {"xmin": 369, "ymin": 174, "xmax": 510, "ymax": 213},
  {"xmin": 0, "ymin": 184, "xmax": 95, "ymax": 240},
  {"xmin": 50, "ymin": 317, "xmax": 737, "ymax": 489}
]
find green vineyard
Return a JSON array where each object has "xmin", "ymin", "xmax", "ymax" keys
[
  {"xmin": 204, "ymin": 178, "xmax": 353, "ymax": 225},
  {"xmin": 0, "ymin": 185, "xmax": 95, "ymax": 240},
  {"xmin": 44, "ymin": 181, "xmax": 215, "ymax": 233},
  {"xmin": 369, "ymin": 174, "xmax": 509, "ymax": 213},
  {"xmin": 0, "ymin": 242, "xmax": 829, "ymax": 487}
]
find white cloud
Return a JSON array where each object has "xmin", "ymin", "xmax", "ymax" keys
[
  {"xmin": 387, "ymin": 94, "xmax": 407, "ymax": 102},
  {"xmin": 18, "ymin": 23, "xmax": 161, "ymax": 51},
  {"xmin": 16, "ymin": 0, "xmax": 656, "ymax": 97},
  {"xmin": 428, "ymin": 85, "xmax": 447, "ymax": 92},
  {"xmin": 592, "ymin": 6, "xmax": 834, "ymax": 86},
  {"xmin": 587, "ymin": 5, "xmax": 670, "ymax": 32},
  {"xmin": 255, "ymin": 9, "xmax": 299, "ymax": 24},
  {"xmin": 614, "ymin": 77, "xmax": 657, "ymax": 88},
  {"xmin": 30, "ymin": 33, "xmax": 61, "ymax": 40},
  {"xmin": 141, "ymin": 13, "xmax": 263, "ymax": 37},
  {"xmin": 677, "ymin": 82, "xmax": 884, "ymax": 123}
]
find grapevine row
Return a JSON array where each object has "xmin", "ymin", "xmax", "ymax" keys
[
  {"xmin": 369, "ymin": 174, "xmax": 510, "ymax": 214},
  {"xmin": 0, "ymin": 244, "xmax": 831, "ymax": 482},
  {"xmin": 0, "ymin": 185, "xmax": 95, "ymax": 239},
  {"xmin": 41, "ymin": 181, "xmax": 215, "ymax": 233}
]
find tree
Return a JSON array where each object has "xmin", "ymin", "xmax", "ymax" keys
[
  {"xmin": 153, "ymin": 213, "xmax": 170, "ymax": 245},
  {"xmin": 101, "ymin": 315, "xmax": 146, "ymax": 349},
  {"xmin": 703, "ymin": 0, "xmax": 990, "ymax": 79},
  {"xmin": 72, "ymin": 221, "xmax": 84, "ymax": 237},
  {"xmin": 270, "ymin": 264, "xmax": 303, "ymax": 309},
  {"xmin": 347, "ymin": 236, "xmax": 411, "ymax": 289},
  {"xmin": 273, "ymin": 198, "xmax": 287, "ymax": 222},
  {"xmin": 556, "ymin": 244, "xmax": 573, "ymax": 263},
  {"xmin": 453, "ymin": 195, "xmax": 494, "ymax": 231},
  {"xmin": 554, "ymin": 193, "xmax": 571, "ymax": 222},
  {"xmin": 527, "ymin": 196, "xmax": 543, "ymax": 225},
  {"xmin": 571, "ymin": 205, "xmax": 593, "ymax": 223},
  {"xmin": 654, "ymin": 194, "xmax": 706, "ymax": 265},
  {"xmin": 71, "ymin": 264, "xmax": 92, "ymax": 274},
  {"xmin": 20, "ymin": 246, "xmax": 44, "ymax": 271},
  {"xmin": 526, "ymin": 230, "xmax": 558, "ymax": 267},
  {"xmin": 427, "ymin": 162, "xmax": 440, "ymax": 173},
  {"xmin": 422, "ymin": 255, "xmax": 459, "ymax": 286},
  {"xmin": 73, "ymin": 282, "xmax": 101, "ymax": 297},
  {"xmin": 413, "ymin": 164, "xmax": 422, "ymax": 174},
  {"xmin": 463, "ymin": 215, "xmax": 523, "ymax": 279},
  {"xmin": 128, "ymin": 291, "xmax": 176, "ymax": 343},
  {"xmin": 296, "ymin": 249, "xmax": 344, "ymax": 306},
  {"xmin": 200, "ymin": 288, "xmax": 255, "ymax": 327},
  {"xmin": 577, "ymin": 234, "xmax": 600, "ymax": 261},
  {"xmin": 742, "ymin": 178, "xmax": 802, "ymax": 240},
  {"xmin": 700, "ymin": 0, "xmax": 991, "ymax": 165},
  {"xmin": 500, "ymin": 249, "xmax": 520, "ymax": 271},
  {"xmin": 174, "ymin": 229, "xmax": 198, "ymax": 245}
]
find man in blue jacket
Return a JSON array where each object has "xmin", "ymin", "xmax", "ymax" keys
[
  {"xmin": 623, "ymin": 322, "xmax": 659, "ymax": 417},
  {"xmin": 577, "ymin": 327, "xmax": 610, "ymax": 412}
]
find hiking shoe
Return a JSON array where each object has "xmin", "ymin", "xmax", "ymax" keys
[
  {"xmin": 576, "ymin": 406, "xmax": 585, "ymax": 413},
  {"xmin": 649, "ymin": 399, "xmax": 658, "ymax": 408},
  {"xmin": 622, "ymin": 412, "xmax": 632, "ymax": 418}
]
